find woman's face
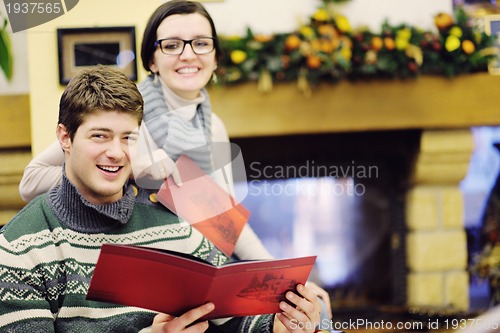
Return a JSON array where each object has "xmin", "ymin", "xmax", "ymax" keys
[{"xmin": 149, "ymin": 13, "xmax": 217, "ymax": 100}]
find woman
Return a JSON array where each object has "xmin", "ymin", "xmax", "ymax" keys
[
  {"xmin": 20, "ymin": 0, "xmax": 270, "ymax": 262},
  {"xmin": 19, "ymin": 1, "xmax": 332, "ymax": 331}
]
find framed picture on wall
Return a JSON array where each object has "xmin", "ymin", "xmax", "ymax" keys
[
  {"xmin": 57, "ymin": 26, "xmax": 137, "ymax": 85},
  {"xmin": 484, "ymin": 15, "xmax": 500, "ymax": 75}
]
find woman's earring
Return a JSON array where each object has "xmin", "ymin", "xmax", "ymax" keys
[
  {"xmin": 211, "ymin": 72, "xmax": 218, "ymax": 84},
  {"xmin": 153, "ymin": 72, "xmax": 159, "ymax": 85}
]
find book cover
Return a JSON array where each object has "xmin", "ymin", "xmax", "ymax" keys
[
  {"xmin": 86, "ymin": 244, "xmax": 316, "ymax": 320},
  {"xmin": 156, "ymin": 155, "xmax": 249, "ymax": 257}
]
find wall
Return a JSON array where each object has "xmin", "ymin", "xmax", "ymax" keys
[
  {"xmin": 23, "ymin": 0, "xmax": 160, "ymax": 154},
  {"xmin": 206, "ymin": 0, "xmax": 452, "ymax": 36},
  {"xmin": 0, "ymin": 0, "xmax": 453, "ymax": 154}
]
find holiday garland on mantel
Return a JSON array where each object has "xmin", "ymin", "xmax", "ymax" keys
[{"xmin": 216, "ymin": 4, "xmax": 498, "ymax": 95}]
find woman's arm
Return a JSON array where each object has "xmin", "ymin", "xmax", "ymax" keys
[
  {"xmin": 18, "ymin": 140, "xmax": 64, "ymax": 202},
  {"xmin": 132, "ymin": 124, "xmax": 182, "ymax": 188},
  {"xmin": 212, "ymin": 114, "xmax": 333, "ymax": 324},
  {"xmin": 211, "ymin": 113, "xmax": 273, "ymax": 261}
]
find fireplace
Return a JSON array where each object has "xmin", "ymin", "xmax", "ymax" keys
[
  {"xmin": 207, "ymin": 76, "xmax": 496, "ymax": 314},
  {"xmin": 231, "ymin": 130, "xmax": 422, "ymax": 310}
]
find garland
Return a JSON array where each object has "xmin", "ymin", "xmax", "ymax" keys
[{"xmin": 217, "ymin": 5, "xmax": 498, "ymax": 95}]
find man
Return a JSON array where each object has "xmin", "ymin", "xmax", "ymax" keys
[{"xmin": 0, "ymin": 66, "xmax": 322, "ymax": 332}]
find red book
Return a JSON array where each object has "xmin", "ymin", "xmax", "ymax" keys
[
  {"xmin": 86, "ymin": 244, "xmax": 316, "ymax": 320},
  {"xmin": 156, "ymin": 155, "xmax": 249, "ymax": 257}
]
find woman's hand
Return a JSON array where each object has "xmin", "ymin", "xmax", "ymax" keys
[
  {"xmin": 305, "ymin": 281, "xmax": 332, "ymax": 319},
  {"xmin": 274, "ymin": 284, "xmax": 322, "ymax": 333},
  {"xmin": 151, "ymin": 302, "xmax": 214, "ymax": 333},
  {"xmin": 132, "ymin": 149, "xmax": 183, "ymax": 187}
]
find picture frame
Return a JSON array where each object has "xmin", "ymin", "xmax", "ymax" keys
[
  {"xmin": 57, "ymin": 26, "xmax": 137, "ymax": 85},
  {"xmin": 484, "ymin": 14, "xmax": 500, "ymax": 75}
]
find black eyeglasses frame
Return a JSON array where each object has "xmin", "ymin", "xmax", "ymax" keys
[{"xmin": 153, "ymin": 37, "xmax": 216, "ymax": 55}]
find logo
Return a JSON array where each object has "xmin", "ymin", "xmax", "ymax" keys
[{"xmin": 4, "ymin": 0, "xmax": 79, "ymax": 33}]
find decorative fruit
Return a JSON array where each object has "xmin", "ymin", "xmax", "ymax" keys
[
  {"xmin": 230, "ymin": 50, "xmax": 247, "ymax": 64},
  {"xmin": 408, "ymin": 61, "xmax": 418, "ymax": 73},
  {"xmin": 254, "ymin": 34, "xmax": 273, "ymax": 43},
  {"xmin": 318, "ymin": 24, "xmax": 336, "ymax": 37},
  {"xmin": 432, "ymin": 41, "xmax": 442, "ymax": 51},
  {"xmin": 462, "ymin": 40, "xmax": 475, "ymax": 55},
  {"xmin": 312, "ymin": 8, "xmax": 329, "ymax": 22},
  {"xmin": 335, "ymin": 15, "xmax": 351, "ymax": 33},
  {"xmin": 306, "ymin": 55, "xmax": 322, "ymax": 69},
  {"xmin": 365, "ymin": 50, "xmax": 377, "ymax": 64},
  {"xmin": 384, "ymin": 37, "xmax": 396, "ymax": 51},
  {"xmin": 285, "ymin": 35, "xmax": 301, "ymax": 51},
  {"xmin": 445, "ymin": 35, "xmax": 461, "ymax": 52},
  {"xmin": 371, "ymin": 36, "xmax": 383, "ymax": 51},
  {"xmin": 449, "ymin": 26, "xmax": 463, "ymax": 38},
  {"xmin": 434, "ymin": 13, "xmax": 454, "ymax": 31}
]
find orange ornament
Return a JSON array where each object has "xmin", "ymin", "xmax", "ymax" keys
[
  {"xmin": 384, "ymin": 37, "xmax": 396, "ymax": 51},
  {"xmin": 434, "ymin": 13, "xmax": 454, "ymax": 31},
  {"xmin": 319, "ymin": 40, "xmax": 336, "ymax": 54},
  {"xmin": 254, "ymin": 34, "xmax": 273, "ymax": 43},
  {"xmin": 285, "ymin": 35, "xmax": 301, "ymax": 51},
  {"xmin": 371, "ymin": 36, "xmax": 383, "ymax": 51},
  {"xmin": 462, "ymin": 40, "xmax": 475, "ymax": 55},
  {"xmin": 306, "ymin": 55, "xmax": 322, "ymax": 69},
  {"xmin": 318, "ymin": 24, "xmax": 336, "ymax": 37}
]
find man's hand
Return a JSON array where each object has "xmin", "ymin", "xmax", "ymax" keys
[{"xmin": 151, "ymin": 302, "xmax": 214, "ymax": 333}]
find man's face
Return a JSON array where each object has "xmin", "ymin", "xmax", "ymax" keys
[{"xmin": 58, "ymin": 110, "xmax": 139, "ymax": 205}]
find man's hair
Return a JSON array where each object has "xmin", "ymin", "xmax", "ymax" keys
[
  {"xmin": 58, "ymin": 65, "xmax": 144, "ymax": 140},
  {"xmin": 141, "ymin": 0, "xmax": 222, "ymax": 73}
]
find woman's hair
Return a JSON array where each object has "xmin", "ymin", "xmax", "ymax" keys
[
  {"xmin": 141, "ymin": 0, "xmax": 222, "ymax": 73},
  {"xmin": 59, "ymin": 65, "xmax": 144, "ymax": 140}
]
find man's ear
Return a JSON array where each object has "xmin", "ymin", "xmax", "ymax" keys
[{"xmin": 57, "ymin": 124, "xmax": 71, "ymax": 152}]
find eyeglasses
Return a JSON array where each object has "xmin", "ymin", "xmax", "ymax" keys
[{"xmin": 154, "ymin": 37, "xmax": 215, "ymax": 55}]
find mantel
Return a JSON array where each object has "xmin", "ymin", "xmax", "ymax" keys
[{"xmin": 207, "ymin": 73, "xmax": 500, "ymax": 138}]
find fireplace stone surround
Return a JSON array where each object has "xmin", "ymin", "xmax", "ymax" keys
[{"xmin": 231, "ymin": 129, "xmax": 471, "ymax": 312}]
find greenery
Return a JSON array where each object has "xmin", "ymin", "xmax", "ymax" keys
[
  {"xmin": 471, "ymin": 243, "xmax": 500, "ymax": 305},
  {"xmin": 217, "ymin": 5, "xmax": 498, "ymax": 94},
  {"xmin": 0, "ymin": 11, "xmax": 13, "ymax": 81}
]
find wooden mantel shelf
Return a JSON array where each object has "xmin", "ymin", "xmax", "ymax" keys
[{"xmin": 207, "ymin": 73, "xmax": 500, "ymax": 138}]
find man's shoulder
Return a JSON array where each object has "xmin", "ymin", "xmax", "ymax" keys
[
  {"xmin": 129, "ymin": 192, "xmax": 183, "ymax": 228},
  {"xmin": 1, "ymin": 195, "xmax": 54, "ymax": 241}
]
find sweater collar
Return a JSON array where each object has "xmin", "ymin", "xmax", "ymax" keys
[
  {"xmin": 160, "ymin": 78, "xmax": 205, "ymax": 122},
  {"xmin": 47, "ymin": 172, "xmax": 135, "ymax": 233}
]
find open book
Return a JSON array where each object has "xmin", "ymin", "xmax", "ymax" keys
[
  {"xmin": 156, "ymin": 155, "xmax": 249, "ymax": 257},
  {"xmin": 86, "ymin": 244, "xmax": 316, "ymax": 320}
]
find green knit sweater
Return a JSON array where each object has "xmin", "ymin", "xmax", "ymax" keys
[{"xmin": 0, "ymin": 175, "xmax": 273, "ymax": 332}]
